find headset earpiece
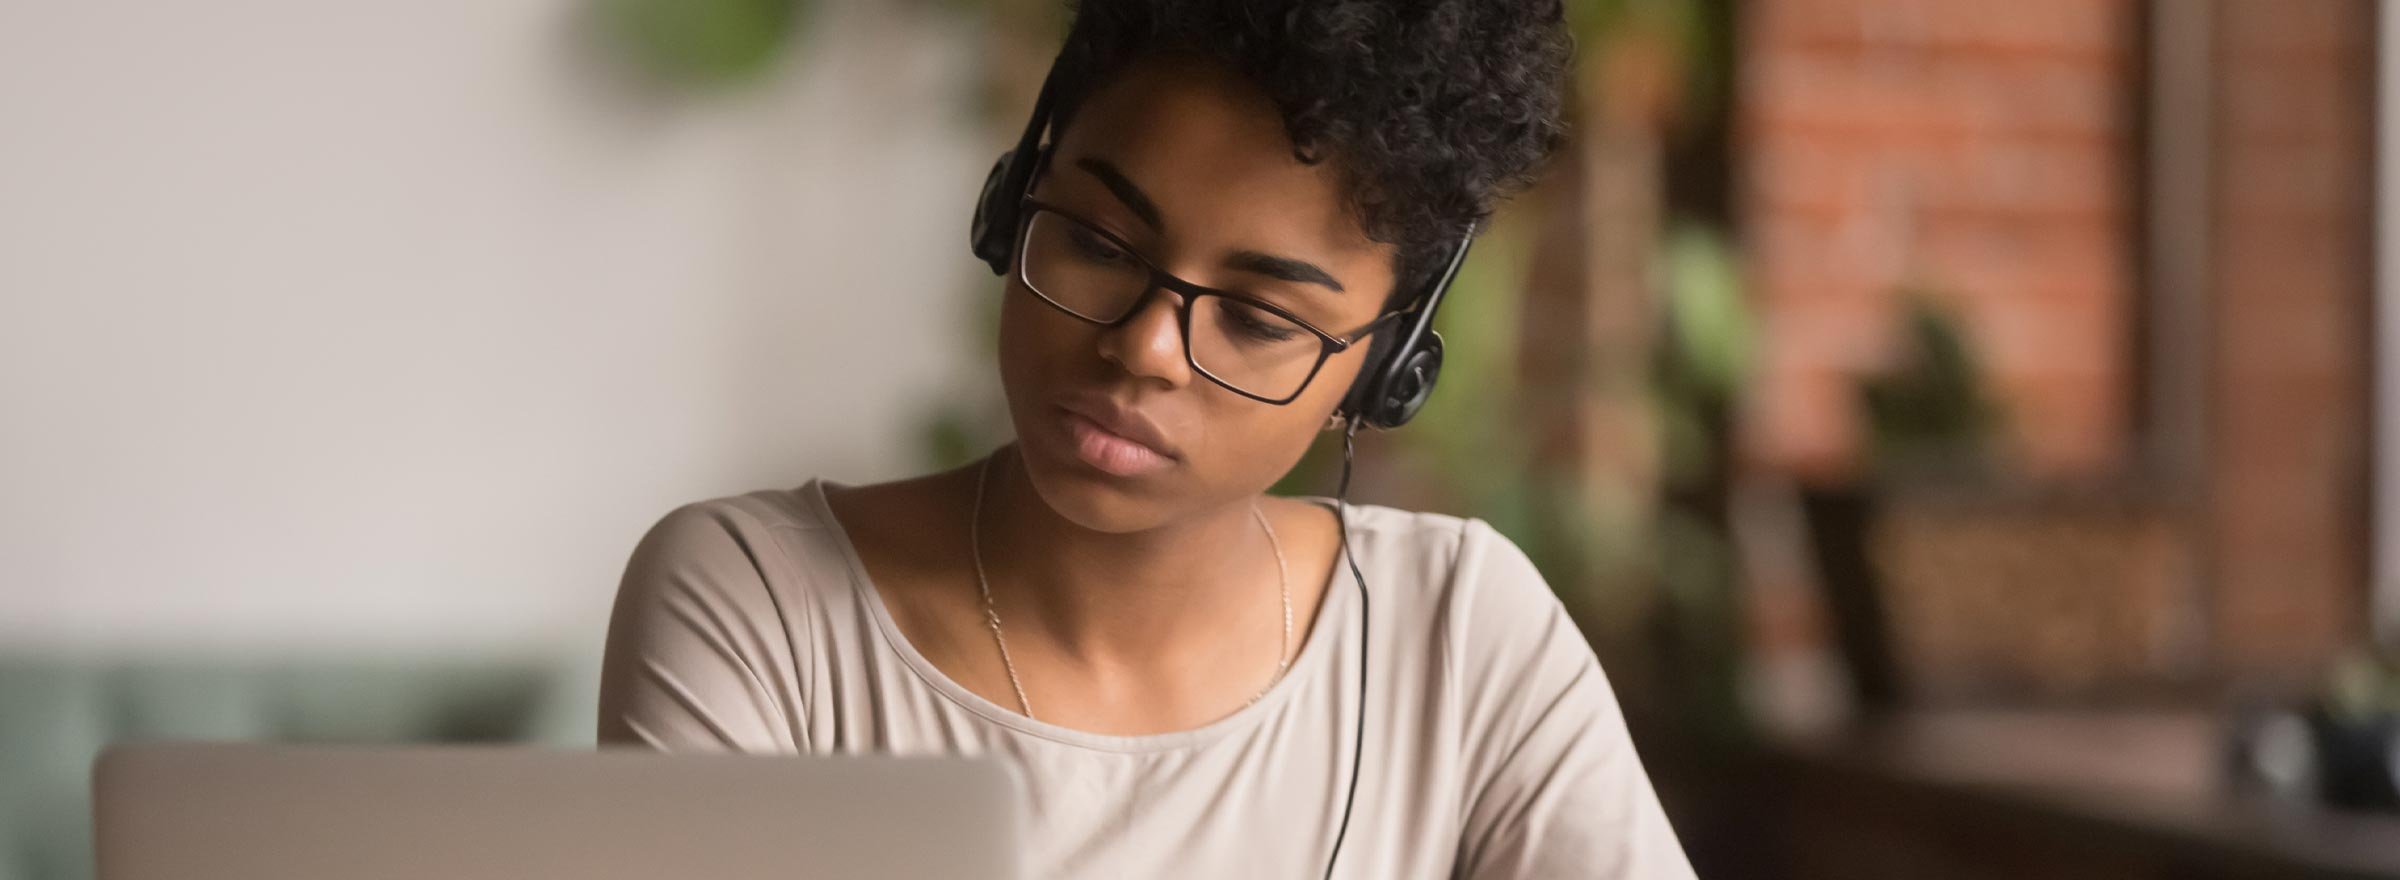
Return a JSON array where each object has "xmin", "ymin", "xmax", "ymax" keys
[
  {"xmin": 1375, "ymin": 331, "xmax": 1444, "ymax": 427},
  {"xmin": 1337, "ymin": 221, "xmax": 1476, "ymax": 430},
  {"xmin": 1338, "ymin": 328, "xmax": 1446, "ymax": 431},
  {"xmin": 970, "ymin": 149, "xmax": 1020, "ymax": 276},
  {"xmin": 970, "ymin": 57, "xmax": 1067, "ymax": 279}
]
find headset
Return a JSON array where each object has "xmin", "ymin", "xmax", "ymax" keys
[
  {"xmin": 970, "ymin": 57, "xmax": 1475, "ymax": 431},
  {"xmin": 970, "ymin": 52, "xmax": 1478, "ymax": 880}
]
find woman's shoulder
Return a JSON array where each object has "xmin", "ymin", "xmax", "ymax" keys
[
  {"xmin": 1291, "ymin": 496, "xmax": 1549, "ymax": 601},
  {"xmin": 617, "ymin": 478, "xmax": 868, "ymax": 618},
  {"xmin": 638, "ymin": 474, "xmax": 906, "ymax": 563},
  {"xmin": 1324, "ymin": 501, "xmax": 1611, "ymax": 761},
  {"xmin": 601, "ymin": 482, "xmax": 841, "ymax": 752},
  {"xmin": 1283, "ymin": 496, "xmax": 1569, "ymax": 658},
  {"xmin": 640, "ymin": 480, "xmax": 831, "ymax": 541}
]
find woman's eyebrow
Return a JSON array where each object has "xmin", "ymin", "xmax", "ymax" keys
[
  {"xmin": 1224, "ymin": 249, "xmax": 1346, "ymax": 295},
  {"xmin": 1072, "ymin": 154, "xmax": 1343, "ymax": 295},
  {"xmin": 1073, "ymin": 157, "xmax": 1165, "ymax": 233}
]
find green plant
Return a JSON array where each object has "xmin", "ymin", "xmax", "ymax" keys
[
  {"xmin": 2327, "ymin": 648, "xmax": 2400, "ymax": 720},
  {"xmin": 1859, "ymin": 292, "xmax": 2002, "ymax": 478},
  {"xmin": 1649, "ymin": 223, "xmax": 1753, "ymax": 742},
  {"xmin": 598, "ymin": 0, "xmax": 809, "ymax": 86}
]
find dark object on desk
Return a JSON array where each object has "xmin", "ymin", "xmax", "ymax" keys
[
  {"xmin": 1798, "ymin": 486, "xmax": 1905, "ymax": 714},
  {"xmin": 2312, "ymin": 708, "xmax": 2400, "ymax": 812},
  {"xmin": 2225, "ymin": 656, "xmax": 2400, "ymax": 814},
  {"xmin": 2224, "ymin": 704, "xmax": 2323, "ymax": 803}
]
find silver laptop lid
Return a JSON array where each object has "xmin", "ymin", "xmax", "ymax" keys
[{"xmin": 94, "ymin": 742, "xmax": 1024, "ymax": 880}]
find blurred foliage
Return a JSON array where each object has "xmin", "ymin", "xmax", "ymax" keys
[
  {"xmin": 598, "ymin": 0, "xmax": 809, "ymax": 86},
  {"xmin": 2326, "ymin": 649, "xmax": 2400, "ymax": 720},
  {"xmin": 1860, "ymin": 293, "xmax": 2002, "ymax": 479},
  {"xmin": 1656, "ymin": 226, "xmax": 1750, "ymax": 487},
  {"xmin": 1566, "ymin": 0, "xmax": 1734, "ymax": 134},
  {"xmin": 1650, "ymin": 504, "xmax": 1744, "ymax": 731},
  {"xmin": 1650, "ymin": 223, "xmax": 1754, "ymax": 742}
]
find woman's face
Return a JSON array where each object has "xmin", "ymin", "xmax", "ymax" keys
[{"xmin": 996, "ymin": 55, "xmax": 1400, "ymax": 533}]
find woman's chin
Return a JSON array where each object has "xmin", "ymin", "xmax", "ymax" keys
[{"xmin": 1012, "ymin": 438, "xmax": 1180, "ymax": 534}]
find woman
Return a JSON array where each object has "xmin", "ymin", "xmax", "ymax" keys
[{"xmin": 598, "ymin": 1, "xmax": 1696, "ymax": 877}]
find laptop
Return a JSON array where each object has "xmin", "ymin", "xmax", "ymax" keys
[{"xmin": 93, "ymin": 742, "xmax": 1025, "ymax": 880}]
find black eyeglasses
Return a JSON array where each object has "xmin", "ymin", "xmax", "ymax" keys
[{"xmin": 1012, "ymin": 196, "xmax": 1404, "ymax": 405}]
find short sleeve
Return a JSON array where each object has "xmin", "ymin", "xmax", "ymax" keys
[
  {"xmin": 1448, "ymin": 520, "xmax": 1696, "ymax": 879},
  {"xmin": 597, "ymin": 500, "xmax": 806, "ymax": 753}
]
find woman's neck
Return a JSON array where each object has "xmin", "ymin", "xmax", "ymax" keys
[{"xmin": 972, "ymin": 444, "xmax": 1278, "ymax": 669}]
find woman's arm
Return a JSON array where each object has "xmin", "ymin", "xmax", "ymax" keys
[
  {"xmin": 597, "ymin": 501, "xmax": 804, "ymax": 752},
  {"xmin": 1450, "ymin": 521, "xmax": 1698, "ymax": 879}
]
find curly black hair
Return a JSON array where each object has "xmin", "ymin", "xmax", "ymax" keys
[{"xmin": 1046, "ymin": 0, "xmax": 1575, "ymax": 310}]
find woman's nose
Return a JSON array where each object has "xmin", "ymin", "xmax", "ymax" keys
[{"xmin": 1097, "ymin": 286, "xmax": 1193, "ymax": 388}]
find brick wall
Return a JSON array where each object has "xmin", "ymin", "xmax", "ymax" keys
[
  {"xmin": 1736, "ymin": 0, "xmax": 2377, "ymax": 688},
  {"xmin": 1738, "ymin": 0, "xmax": 2142, "ymax": 480}
]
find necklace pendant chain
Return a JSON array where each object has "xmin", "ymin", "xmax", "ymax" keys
[{"xmin": 971, "ymin": 449, "xmax": 1293, "ymax": 723}]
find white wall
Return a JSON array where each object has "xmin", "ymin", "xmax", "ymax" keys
[{"xmin": 0, "ymin": 0, "xmax": 991, "ymax": 655}]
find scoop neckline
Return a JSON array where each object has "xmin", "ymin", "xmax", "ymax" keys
[{"xmin": 800, "ymin": 476, "xmax": 1357, "ymax": 754}]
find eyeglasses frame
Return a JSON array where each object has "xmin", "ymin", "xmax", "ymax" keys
[{"xmin": 1011, "ymin": 194, "xmax": 1409, "ymax": 406}]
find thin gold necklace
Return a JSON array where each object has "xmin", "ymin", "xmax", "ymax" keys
[{"xmin": 969, "ymin": 449, "xmax": 1292, "ymax": 721}]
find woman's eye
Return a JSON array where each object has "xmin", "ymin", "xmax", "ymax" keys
[
  {"xmin": 1218, "ymin": 300, "xmax": 1305, "ymax": 344},
  {"xmin": 1066, "ymin": 227, "xmax": 1129, "ymax": 264}
]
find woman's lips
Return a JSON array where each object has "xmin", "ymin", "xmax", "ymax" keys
[{"xmin": 1064, "ymin": 410, "xmax": 1174, "ymax": 477}]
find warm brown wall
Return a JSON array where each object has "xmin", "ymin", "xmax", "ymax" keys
[
  {"xmin": 2205, "ymin": 0, "xmax": 2375, "ymax": 680},
  {"xmin": 1738, "ymin": 0, "xmax": 2145, "ymax": 481},
  {"xmin": 1736, "ymin": 0, "xmax": 2378, "ymax": 686}
]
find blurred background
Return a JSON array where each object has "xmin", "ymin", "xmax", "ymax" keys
[{"xmin": 5, "ymin": 0, "xmax": 2400, "ymax": 877}]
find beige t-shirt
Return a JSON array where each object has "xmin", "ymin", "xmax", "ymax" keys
[{"xmin": 597, "ymin": 478, "xmax": 1695, "ymax": 879}]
